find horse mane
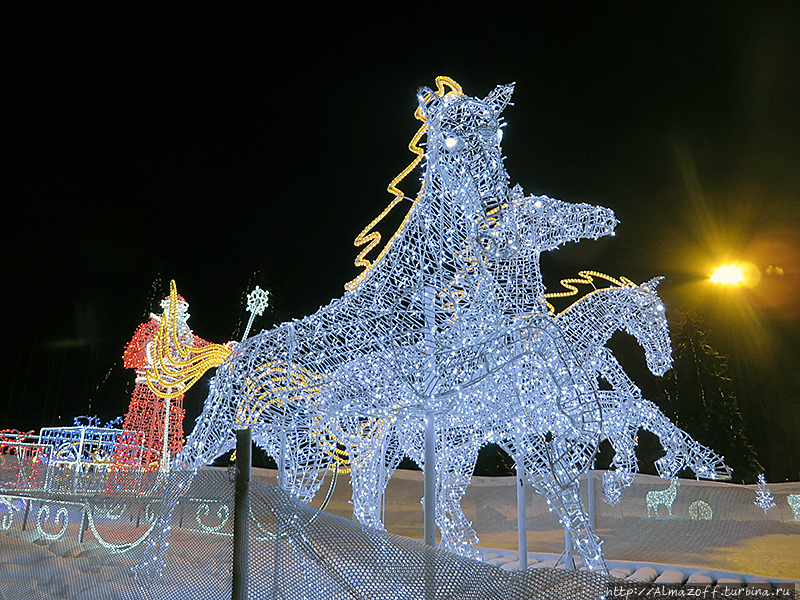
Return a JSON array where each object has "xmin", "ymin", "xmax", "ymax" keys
[
  {"xmin": 544, "ymin": 270, "xmax": 637, "ymax": 314},
  {"xmin": 345, "ymin": 76, "xmax": 464, "ymax": 292}
]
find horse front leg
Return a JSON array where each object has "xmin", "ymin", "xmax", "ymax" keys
[
  {"xmin": 266, "ymin": 427, "xmax": 331, "ymax": 504},
  {"xmin": 133, "ymin": 469, "xmax": 197, "ymax": 582},
  {"xmin": 639, "ymin": 400, "xmax": 732, "ymax": 480},
  {"xmin": 346, "ymin": 437, "xmax": 401, "ymax": 534},
  {"xmin": 178, "ymin": 376, "xmax": 236, "ymax": 470},
  {"xmin": 602, "ymin": 435, "xmax": 638, "ymax": 506},
  {"xmin": 433, "ymin": 434, "xmax": 482, "ymax": 559}
]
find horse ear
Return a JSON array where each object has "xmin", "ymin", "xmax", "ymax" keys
[
  {"xmin": 417, "ymin": 86, "xmax": 437, "ymax": 120},
  {"xmin": 642, "ymin": 276, "xmax": 664, "ymax": 290},
  {"xmin": 485, "ymin": 83, "xmax": 515, "ymax": 114}
]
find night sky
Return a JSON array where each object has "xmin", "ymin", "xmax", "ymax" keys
[{"xmin": 4, "ymin": 5, "xmax": 799, "ymax": 480}]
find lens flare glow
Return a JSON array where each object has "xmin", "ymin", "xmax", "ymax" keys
[{"xmin": 710, "ymin": 264, "xmax": 746, "ymax": 285}]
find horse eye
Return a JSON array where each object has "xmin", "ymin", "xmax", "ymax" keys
[{"xmin": 443, "ymin": 134, "xmax": 463, "ymax": 151}]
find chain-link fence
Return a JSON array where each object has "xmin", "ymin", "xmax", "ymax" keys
[
  {"xmin": 1, "ymin": 461, "xmax": 799, "ymax": 599},
  {"xmin": 259, "ymin": 466, "xmax": 800, "ymax": 580},
  {"xmin": 1, "ymin": 467, "xmax": 615, "ymax": 599}
]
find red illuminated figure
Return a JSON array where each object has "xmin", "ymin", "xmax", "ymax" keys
[{"xmin": 113, "ymin": 284, "xmax": 228, "ymax": 471}]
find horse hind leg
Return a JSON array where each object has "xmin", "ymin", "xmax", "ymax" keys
[
  {"xmin": 259, "ymin": 427, "xmax": 331, "ymax": 504},
  {"xmin": 543, "ymin": 483, "xmax": 608, "ymax": 574}
]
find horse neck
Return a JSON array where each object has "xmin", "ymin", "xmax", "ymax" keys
[
  {"xmin": 350, "ymin": 184, "xmax": 494, "ymax": 313},
  {"xmin": 491, "ymin": 250, "xmax": 546, "ymax": 317},
  {"xmin": 558, "ymin": 288, "xmax": 634, "ymax": 350}
]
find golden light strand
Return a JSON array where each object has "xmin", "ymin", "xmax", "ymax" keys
[
  {"xmin": 345, "ymin": 76, "xmax": 464, "ymax": 291},
  {"xmin": 543, "ymin": 270, "xmax": 636, "ymax": 314},
  {"xmin": 145, "ymin": 280, "xmax": 232, "ymax": 399}
]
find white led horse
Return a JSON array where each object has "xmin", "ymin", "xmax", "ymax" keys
[
  {"xmin": 551, "ymin": 275, "xmax": 731, "ymax": 504},
  {"xmin": 169, "ymin": 78, "xmax": 622, "ymax": 574},
  {"xmin": 179, "ymin": 77, "xmax": 529, "ymax": 484},
  {"xmin": 367, "ymin": 277, "xmax": 675, "ymax": 567}
]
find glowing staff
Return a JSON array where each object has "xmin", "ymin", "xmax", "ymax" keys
[{"xmin": 242, "ymin": 286, "xmax": 270, "ymax": 341}]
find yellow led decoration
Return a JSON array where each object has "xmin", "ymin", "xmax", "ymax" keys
[
  {"xmin": 145, "ymin": 280, "xmax": 232, "ymax": 399},
  {"xmin": 234, "ymin": 360, "xmax": 325, "ymax": 424},
  {"xmin": 544, "ymin": 270, "xmax": 635, "ymax": 314},
  {"xmin": 345, "ymin": 76, "xmax": 464, "ymax": 291}
]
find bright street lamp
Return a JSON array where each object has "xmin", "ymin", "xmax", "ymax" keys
[{"xmin": 710, "ymin": 264, "xmax": 746, "ymax": 285}]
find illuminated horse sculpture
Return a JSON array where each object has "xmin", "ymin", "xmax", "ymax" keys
[
  {"xmin": 138, "ymin": 78, "xmax": 731, "ymax": 577},
  {"xmin": 178, "ymin": 77, "xmax": 532, "ymax": 486},
  {"xmin": 550, "ymin": 274, "xmax": 731, "ymax": 505},
  {"xmin": 360, "ymin": 276, "xmax": 679, "ymax": 566},
  {"xmin": 160, "ymin": 78, "xmax": 624, "ymax": 575}
]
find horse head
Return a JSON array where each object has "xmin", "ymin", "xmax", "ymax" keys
[
  {"xmin": 416, "ymin": 79, "xmax": 518, "ymax": 261},
  {"xmin": 622, "ymin": 277, "xmax": 673, "ymax": 376}
]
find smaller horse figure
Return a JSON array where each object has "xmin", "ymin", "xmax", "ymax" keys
[
  {"xmin": 550, "ymin": 274, "xmax": 731, "ymax": 504},
  {"xmin": 647, "ymin": 477, "xmax": 680, "ymax": 517}
]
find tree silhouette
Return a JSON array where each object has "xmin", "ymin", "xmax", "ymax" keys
[{"xmin": 656, "ymin": 311, "xmax": 763, "ymax": 484}]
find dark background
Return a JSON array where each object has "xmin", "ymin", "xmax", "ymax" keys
[{"xmin": 3, "ymin": 4, "xmax": 799, "ymax": 481}]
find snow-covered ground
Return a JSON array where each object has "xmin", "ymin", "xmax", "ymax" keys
[
  {"xmin": 1, "ymin": 521, "xmax": 798, "ymax": 600},
  {"xmin": 1, "ymin": 467, "xmax": 799, "ymax": 599}
]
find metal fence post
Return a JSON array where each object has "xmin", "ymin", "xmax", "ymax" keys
[
  {"xmin": 516, "ymin": 458, "xmax": 527, "ymax": 570},
  {"xmin": 232, "ymin": 428, "xmax": 251, "ymax": 600},
  {"xmin": 78, "ymin": 506, "xmax": 89, "ymax": 542},
  {"xmin": 21, "ymin": 499, "xmax": 31, "ymax": 531}
]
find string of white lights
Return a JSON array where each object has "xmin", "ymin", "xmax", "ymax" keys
[{"xmin": 164, "ymin": 77, "xmax": 731, "ymax": 575}]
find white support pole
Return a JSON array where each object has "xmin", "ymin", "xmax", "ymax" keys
[
  {"xmin": 587, "ymin": 469, "xmax": 596, "ymax": 534},
  {"xmin": 564, "ymin": 527, "xmax": 574, "ymax": 569},
  {"xmin": 278, "ymin": 429, "xmax": 287, "ymax": 491},
  {"xmin": 378, "ymin": 435, "xmax": 386, "ymax": 525},
  {"xmin": 422, "ymin": 284, "xmax": 438, "ymax": 548},
  {"xmin": 516, "ymin": 458, "xmax": 527, "ymax": 570},
  {"xmin": 424, "ymin": 411, "xmax": 436, "ymax": 547},
  {"xmin": 160, "ymin": 396, "xmax": 171, "ymax": 472}
]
